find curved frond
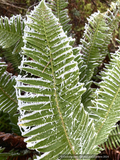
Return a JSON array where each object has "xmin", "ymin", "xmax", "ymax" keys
[
  {"xmin": 0, "ymin": 15, "xmax": 24, "ymax": 48},
  {"xmin": 89, "ymin": 48, "xmax": 120, "ymax": 145},
  {"xmin": 79, "ymin": 12, "xmax": 110, "ymax": 84},
  {"xmin": 16, "ymin": 1, "xmax": 97, "ymax": 159},
  {"xmin": 0, "ymin": 72, "xmax": 18, "ymax": 114},
  {"xmin": 47, "ymin": 0, "xmax": 71, "ymax": 33},
  {"xmin": 0, "ymin": 71, "xmax": 20, "ymax": 134},
  {"xmin": 101, "ymin": 125, "xmax": 120, "ymax": 150},
  {"xmin": 80, "ymin": 1, "xmax": 120, "ymax": 109}
]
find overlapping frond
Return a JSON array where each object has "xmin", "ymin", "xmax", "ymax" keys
[
  {"xmin": 47, "ymin": 0, "xmax": 71, "ymax": 33},
  {"xmin": 80, "ymin": 1, "xmax": 120, "ymax": 85},
  {"xmin": 101, "ymin": 125, "xmax": 120, "ymax": 150},
  {"xmin": 0, "ymin": 70, "xmax": 20, "ymax": 134},
  {"xmin": 0, "ymin": 15, "xmax": 24, "ymax": 48},
  {"xmin": 0, "ymin": 15, "xmax": 24, "ymax": 72},
  {"xmin": 16, "ymin": 1, "xmax": 97, "ymax": 159},
  {"xmin": 0, "ymin": 72, "xmax": 18, "ymax": 114},
  {"xmin": 89, "ymin": 48, "xmax": 120, "ymax": 146},
  {"xmin": 79, "ymin": 12, "xmax": 110, "ymax": 84},
  {"xmin": 0, "ymin": 58, "xmax": 7, "ymax": 76},
  {"xmin": 80, "ymin": 1, "xmax": 120, "ymax": 109},
  {"xmin": 0, "ymin": 148, "xmax": 7, "ymax": 160}
]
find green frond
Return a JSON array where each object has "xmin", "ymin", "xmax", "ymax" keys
[
  {"xmin": 0, "ymin": 111, "xmax": 12, "ymax": 133},
  {"xmin": 80, "ymin": 12, "xmax": 110, "ymax": 84},
  {"xmin": 101, "ymin": 125, "xmax": 120, "ymax": 150},
  {"xmin": 89, "ymin": 48, "xmax": 120, "ymax": 146},
  {"xmin": 0, "ymin": 148, "xmax": 7, "ymax": 160},
  {"xmin": 0, "ymin": 71, "xmax": 20, "ymax": 134},
  {"xmin": 47, "ymin": 0, "xmax": 71, "ymax": 34},
  {"xmin": 0, "ymin": 72, "xmax": 18, "ymax": 114},
  {"xmin": 0, "ymin": 15, "xmax": 24, "ymax": 48},
  {"xmin": 2, "ymin": 45, "xmax": 22, "ymax": 72},
  {"xmin": 16, "ymin": 1, "xmax": 97, "ymax": 159},
  {"xmin": 80, "ymin": 1, "xmax": 120, "ymax": 109},
  {"xmin": 0, "ymin": 15, "xmax": 24, "ymax": 72},
  {"xmin": 0, "ymin": 58, "xmax": 7, "ymax": 76}
]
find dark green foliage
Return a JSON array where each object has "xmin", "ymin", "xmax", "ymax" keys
[{"xmin": 0, "ymin": 111, "xmax": 12, "ymax": 133}]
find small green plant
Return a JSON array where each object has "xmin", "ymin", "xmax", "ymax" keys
[{"xmin": 0, "ymin": 0, "xmax": 120, "ymax": 159}]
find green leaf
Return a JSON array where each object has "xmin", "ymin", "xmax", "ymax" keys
[
  {"xmin": 0, "ymin": 58, "xmax": 7, "ymax": 77},
  {"xmin": 0, "ymin": 71, "xmax": 20, "ymax": 134},
  {"xmin": 16, "ymin": 1, "xmax": 97, "ymax": 159},
  {"xmin": 101, "ymin": 125, "xmax": 120, "ymax": 150},
  {"xmin": 47, "ymin": 0, "xmax": 71, "ymax": 34},
  {"xmin": 0, "ymin": 15, "xmax": 24, "ymax": 48},
  {"xmin": 89, "ymin": 49, "xmax": 120, "ymax": 146}
]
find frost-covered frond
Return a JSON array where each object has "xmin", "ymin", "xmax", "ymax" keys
[
  {"xmin": 80, "ymin": 12, "xmax": 110, "ymax": 84},
  {"xmin": 2, "ymin": 45, "xmax": 22, "ymax": 72},
  {"xmin": 0, "ymin": 58, "xmax": 7, "ymax": 76},
  {"xmin": 80, "ymin": 1, "xmax": 120, "ymax": 84},
  {"xmin": 47, "ymin": 0, "xmax": 71, "ymax": 34},
  {"xmin": 101, "ymin": 125, "xmax": 120, "ymax": 150},
  {"xmin": 0, "ymin": 70, "xmax": 20, "ymax": 134},
  {"xmin": 16, "ymin": 1, "xmax": 97, "ymax": 159},
  {"xmin": 0, "ymin": 73, "xmax": 18, "ymax": 115},
  {"xmin": 0, "ymin": 15, "xmax": 24, "ymax": 48},
  {"xmin": 0, "ymin": 15, "xmax": 24, "ymax": 71},
  {"xmin": 80, "ymin": 1, "xmax": 120, "ymax": 109},
  {"xmin": 79, "ymin": 12, "xmax": 110, "ymax": 109},
  {"xmin": 89, "ymin": 48, "xmax": 120, "ymax": 146},
  {"xmin": 0, "ymin": 72, "xmax": 18, "ymax": 114},
  {"xmin": 73, "ymin": 46, "xmax": 83, "ymax": 69}
]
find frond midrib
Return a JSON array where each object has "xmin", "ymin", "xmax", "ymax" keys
[{"xmin": 41, "ymin": 7, "xmax": 76, "ymax": 158}]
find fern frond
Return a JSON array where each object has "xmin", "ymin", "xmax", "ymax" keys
[
  {"xmin": 89, "ymin": 47, "xmax": 120, "ymax": 146},
  {"xmin": 0, "ymin": 58, "xmax": 7, "ymax": 76},
  {"xmin": 2, "ymin": 46, "xmax": 22, "ymax": 72},
  {"xmin": 0, "ymin": 71, "xmax": 20, "ymax": 134},
  {"xmin": 0, "ymin": 111, "xmax": 12, "ymax": 133},
  {"xmin": 80, "ymin": 11, "xmax": 110, "ymax": 84},
  {"xmin": 80, "ymin": 1, "xmax": 120, "ymax": 84},
  {"xmin": 47, "ymin": 0, "xmax": 71, "ymax": 34},
  {"xmin": 0, "ymin": 148, "xmax": 7, "ymax": 160},
  {"xmin": 16, "ymin": 1, "xmax": 97, "ymax": 159},
  {"xmin": 0, "ymin": 15, "xmax": 24, "ymax": 48},
  {"xmin": 80, "ymin": 1, "xmax": 120, "ymax": 109},
  {"xmin": 101, "ymin": 125, "xmax": 120, "ymax": 150}
]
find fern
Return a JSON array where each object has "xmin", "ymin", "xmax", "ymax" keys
[
  {"xmin": 101, "ymin": 125, "xmax": 120, "ymax": 150},
  {"xmin": 0, "ymin": 58, "xmax": 7, "ymax": 76},
  {"xmin": 0, "ymin": 15, "xmax": 24, "ymax": 72},
  {"xmin": 0, "ymin": 60, "xmax": 20, "ymax": 134},
  {"xmin": 47, "ymin": 0, "xmax": 71, "ymax": 34},
  {"xmin": 0, "ymin": 0, "xmax": 120, "ymax": 159},
  {"xmin": 0, "ymin": 111, "xmax": 12, "ymax": 133},
  {"xmin": 80, "ymin": 2, "xmax": 120, "ymax": 109},
  {"xmin": 0, "ymin": 15, "xmax": 24, "ymax": 48},
  {"xmin": 15, "ymin": 1, "xmax": 99, "ymax": 159},
  {"xmin": 89, "ymin": 48, "xmax": 120, "ymax": 146}
]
